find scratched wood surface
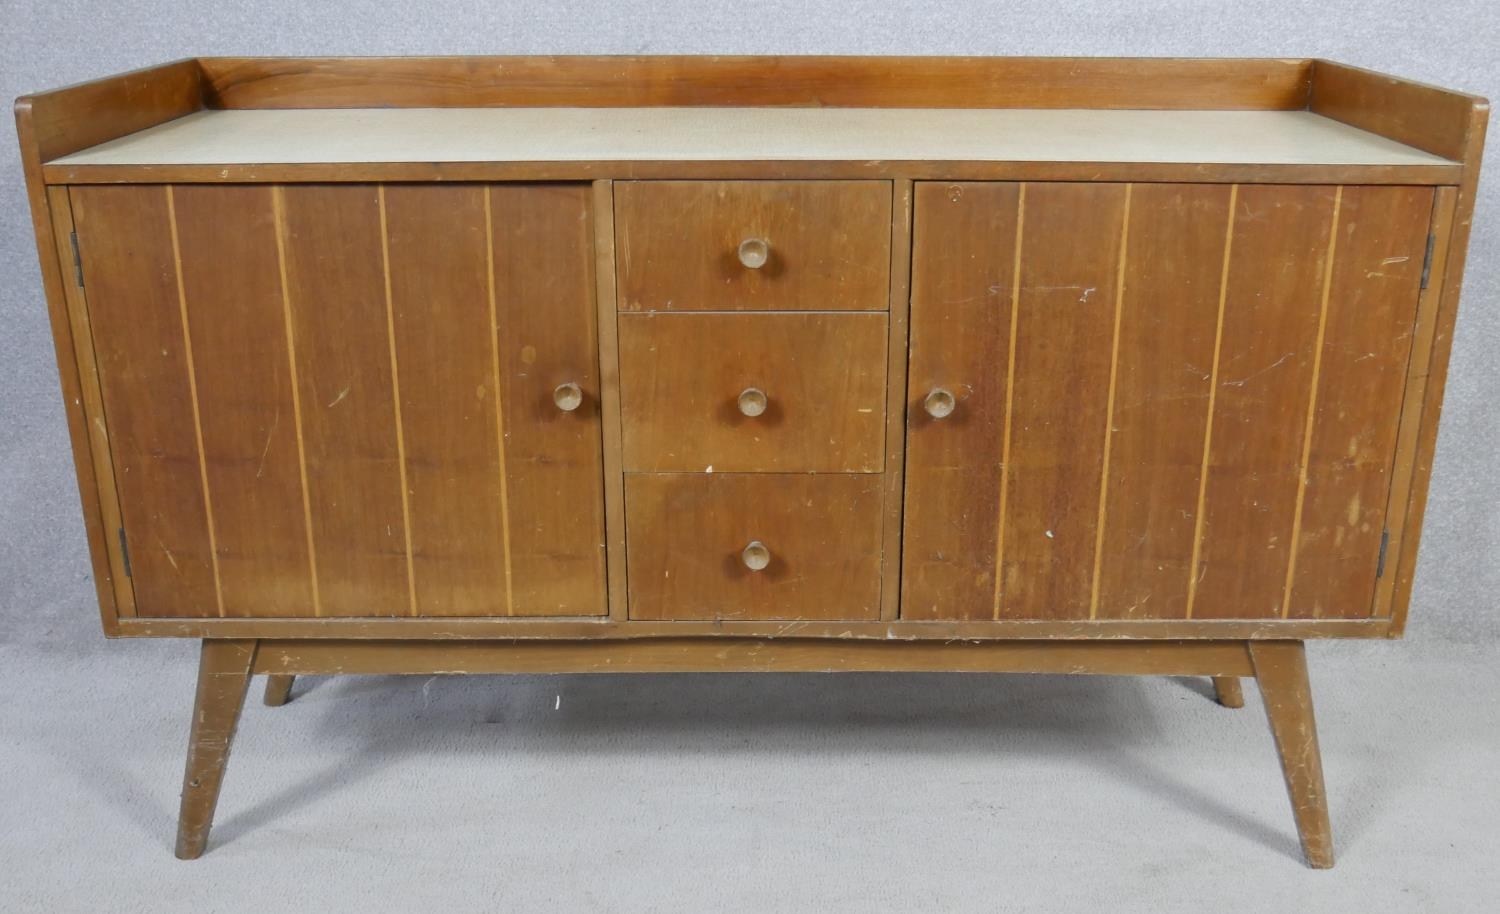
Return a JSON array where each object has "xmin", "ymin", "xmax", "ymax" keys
[
  {"xmin": 626, "ymin": 473, "xmax": 884, "ymax": 621},
  {"xmin": 70, "ymin": 186, "xmax": 219, "ymax": 618},
  {"xmin": 615, "ymin": 180, "xmax": 891, "ymax": 311},
  {"xmin": 904, "ymin": 181, "xmax": 1431, "ymax": 622},
  {"xmin": 71, "ymin": 183, "xmax": 607, "ymax": 619}
]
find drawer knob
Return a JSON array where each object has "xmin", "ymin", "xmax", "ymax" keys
[
  {"xmin": 737, "ymin": 387, "xmax": 769, "ymax": 417},
  {"xmin": 923, "ymin": 387, "xmax": 957, "ymax": 419},
  {"xmin": 742, "ymin": 540, "xmax": 772, "ymax": 571},
  {"xmin": 737, "ymin": 237, "xmax": 770, "ymax": 269},
  {"xmin": 553, "ymin": 382, "xmax": 584, "ymax": 412}
]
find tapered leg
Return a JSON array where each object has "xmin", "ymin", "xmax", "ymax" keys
[
  {"xmin": 176, "ymin": 639, "xmax": 257, "ymax": 860},
  {"xmin": 263, "ymin": 674, "xmax": 296, "ymax": 707},
  {"xmin": 1212, "ymin": 676, "xmax": 1244, "ymax": 708},
  {"xmin": 1249, "ymin": 641, "xmax": 1333, "ymax": 868}
]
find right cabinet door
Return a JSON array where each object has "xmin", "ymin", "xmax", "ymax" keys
[{"xmin": 902, "ymin": 181, "xmax": 1435, "ymax": 622}]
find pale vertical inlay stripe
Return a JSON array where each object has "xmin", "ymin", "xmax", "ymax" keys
[
  {"xmin": 1281, "ymin": 186, "xmax": 1345, "ymax": 619},
  {"xmin": 165, "ymin": 186, "xmax": 225, "ymax": 618},
  {"xmin": 1089, "ymin": 183, "xmax": 1133, "ymax": 619},
  {"xmin": 271, "ymin": 186, "xmax": 322, "ymax": 617},
  {"xmin": 377, "ymin": 186, "xmax": 420, "ymax": 617},
  {"xmin": 1185, "ymin": 184, "xmax": 1240, "ymax": 620},
  {"xmin": 483, "ymin": 188, "xmax": 517, "ymax": 616},
  {"xmin": 991, "ymin": 183, "xmax": 1027, "ymax": 620}
]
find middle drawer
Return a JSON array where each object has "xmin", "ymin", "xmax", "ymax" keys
[{"xmin": 619, "ymin": 312, "xmax": 889, "ymax": 473}]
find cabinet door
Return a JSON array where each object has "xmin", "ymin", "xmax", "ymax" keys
[
  {"xmin": 71, "ymin": 183, "xmax": 606, "ymax": 618},
  {"xmin": 903, "ymin": 181, "xmax": 1433, "ymax": 622}
]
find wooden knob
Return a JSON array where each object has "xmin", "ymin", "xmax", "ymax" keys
[
  {"xmin": 738, "ymin": 387, "xmax": 768, "ymax": 417},
  {"xmin": 553, "ymin": 382, "xmax": 583, "ymax": 412},
  {"xmin": 742, "ymin": 540, "xmax": 771, "ymax": 571},
  {"xmin": 737, "ymin": 237, "xmax": 770, "ymax": 269},
  {"xmin": 923, "ymin": 388, "xmax": 956, "ymax": 419}
]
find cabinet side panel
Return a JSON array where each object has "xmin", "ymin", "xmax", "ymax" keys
[
  {"xmin": 1288, "ymin": 185, "xmax": 1433, "ymax": 619},
  {"xmin": 382, "ymin": 185, "xmax": 512, "ymax": 617},
  {"xmin": 901, "ymin": 182, "xmax": 1019, "ymax": 621},
  {"xmin": 1095, "ymin": 184, "xmax": 1233, "ymax": 619},
  {"xmin": 490, "ymin": 184, "xmax": 609, "ymax": 616},
  {"xmin": 172, "ymin": 185, "xmax": 316, "ymax": 617},
  {"xmin": 1192, "ymin": 185, "xmax": 1338, "ymax": 619},
  {"xmin": 998, "ymin": 182, "xmax": 1127, "ymax": 620},
  {"xmin": 70, "ymin": 185, "xmax": 218, "ymax": 617},
  {"xmin": 277, "ymin": 185, "xmax": 411, "ymax": 617}
]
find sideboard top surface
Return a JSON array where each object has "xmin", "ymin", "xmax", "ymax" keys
[{"xmin": 49, "ymin": 107, "xmax": 1452, "ymax": 168}]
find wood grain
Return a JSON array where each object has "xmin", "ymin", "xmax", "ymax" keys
[
  {"xmin": 70, "ymin": 185, "xmax": 218, "ymax": 618},
  {"xmin": 199, "ymin": 56, "xmax": 1313, "ymax": 111},
  {"xmin": 381, "ymin": 184, "xmax": 511, "ymax": 616},
  {"xmin": 618, "ymin": 312, "xmax": 888, "ymax": 473},
  {"xmin": 615, "ymin": 180, "xmax": 891, "ymax": 312},
  {"xmin": 172, "ymin": 185, "xmax": 315, "ymax": 618},
  {"xmin": 625, "ymin": 474, "xmax": 883, "ymax": 621},
  {"xmin": 1310, "ymin": 59, "xmax": 1483, "ymax": 161},
  {"xmin": 592, "ymin": 181, "xmax": 629, "ymax": 620},
  {"xmin": 998, "ymin": 183, "xmax": 1128, "ymax": 620},
  {"xmin": 1095, "ymin": 184, "xmax": 1233, "ymax": 619},
  {"xmin": 276, "ymin": 184, "xmax": 410, "ymax": 617},
  {"xmin": 1191, "ymin": 185, "xmax": 1338, "ymax": 620},
  {"xmin": 902, "ymin": 182, "xmax": 1020, "ymax": 621},
  {"xmin": 1286, "ymin": 186, "xmax": 1432, "ymax": 619},
  {"xmin": 488, "ymin": 184, "xmax": 608, "ymax": 616}
]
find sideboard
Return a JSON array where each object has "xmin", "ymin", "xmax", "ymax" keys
[{"xmin": 15, "ymin": 56, "xmax": 1487, "ymax": 865}]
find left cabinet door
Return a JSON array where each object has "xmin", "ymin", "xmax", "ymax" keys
[{"xmin": 70, "ymin": 183, "xmax": 608, "ymax": 619}]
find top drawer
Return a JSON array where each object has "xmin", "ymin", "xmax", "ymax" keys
[{"xmin": 615, "ymin": 180, "xmax": 892, "ymax": 311}]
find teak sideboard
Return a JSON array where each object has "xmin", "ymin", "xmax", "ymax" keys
[{"xmin": 16, "ymin": 56, "xmax": 1488, "ymax": 865}]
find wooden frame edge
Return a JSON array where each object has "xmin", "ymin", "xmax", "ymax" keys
[
  {"xmin": 115, "ymin": 616, "xmax": 1392, "ymax": 641},
  {"xmin": 40, "ymin": 161, "xmax": 1464, "ymax": 186},
  {"xmin": 592, "ymin": 180, "xmax": 629, "ymax": 620},
  {"xmin": 248, "ymin": 636, "xmax": 1257, "ymax": 676},
  {"xmin": 1386, "ymin": 100, "xmax": 1490, "ymax": 636},
  {"xmin": 1309, "ymin": 59, "xmax": 1489, "ymax": 162},
  {"xmin": 196, "ymin": 55, "xmax": 1314, "ymax": 111},
  {"xmin": 15, "ymin": 100, "xmax": 123, "ymax": 635},
  {"xmin": 880, "ymin": 179, "xmax": 914, "ymax": 621}
]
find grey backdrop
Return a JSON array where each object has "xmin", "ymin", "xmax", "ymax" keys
[{"xmin": 2, "ymin": 0, "xmax": 1496, "ymax": 642}]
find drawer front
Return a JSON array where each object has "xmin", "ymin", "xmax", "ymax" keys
[
  {"xmin": 71, "ymin": 182, "xmax": 609, "ymax": 619},
  {"xmin": 619, "ymin": 312, "xmax": 888, "ymax": 473},
  {"xmin": 615, "ymin": 180, "xmax": 892, "ymax": 311},
  {"xmin": 626, "ymin": 474, "xmax": 883, "ymax": 621}
]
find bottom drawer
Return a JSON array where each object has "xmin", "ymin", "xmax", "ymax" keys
[{"xmin": 626, "ymin": 474, "xmax": 883, "ymax": 621}]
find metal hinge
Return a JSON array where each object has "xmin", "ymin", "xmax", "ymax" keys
[
  {"xmin": 69, "ymin": 230, "xmax": 84, "ymax": 288},
  {"xmin": 1375, "ymin": 528, "xmax": 1390, "ymax": 579},
  {"xmin": 1419, "ymin": 233, "xmax": 1436, "ymax": 290},
  {"xmin": 117, "ymin": 527, "xmax": 132, "ymax": 578}
]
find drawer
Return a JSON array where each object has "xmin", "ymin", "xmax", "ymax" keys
[
  {"xmin": 614, "ymin": 180, "xmax": 892, "ymax": 311},
  {"xmin": 626, "ymin": 473, "xmax": 884, "ymax": 621},
  {"xmin": 619, "ymin": 312, "xmax": 888, "ymax": 473}
]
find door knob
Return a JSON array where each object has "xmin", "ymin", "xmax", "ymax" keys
[
  {"xmin": 738, "ymin": 387, "xmax": 768, "ymax": 417},
  {"xmin": 553, "ymin": 382, "xmax": 583, "ymax": 412},
  {"xmin": 737, "ymin": 237, "xmax": 770, "ymax": 269},
  {"xmin": 742, "ymin": 540, "xmax": 771, "ymax": 571},
  {"xmin": 923, "ymin": 387, "xmax": 957, "ymax": 419}
]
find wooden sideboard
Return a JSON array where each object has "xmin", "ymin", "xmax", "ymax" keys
[{"xmin": 16, "ymin": 56, "xmax": 1487, "ymax": 865}]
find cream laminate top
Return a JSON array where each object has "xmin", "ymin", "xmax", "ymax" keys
[{"xmin": 47, "ymin": 107, "xmax": 1451, "ymax": 167}]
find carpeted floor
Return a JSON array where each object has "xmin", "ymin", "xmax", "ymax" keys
[{"xmin": 2, "ymin": 630, "xmax": 1497, "ymax": 912}]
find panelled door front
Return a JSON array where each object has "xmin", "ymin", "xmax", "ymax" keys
[
  {"xmin": 70, "ymin": 183, "xmax": 607, "ymax": 619},
  {"xmin": 903, "ymin": 181, "xmax": 1434, "ymax": 622}
]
